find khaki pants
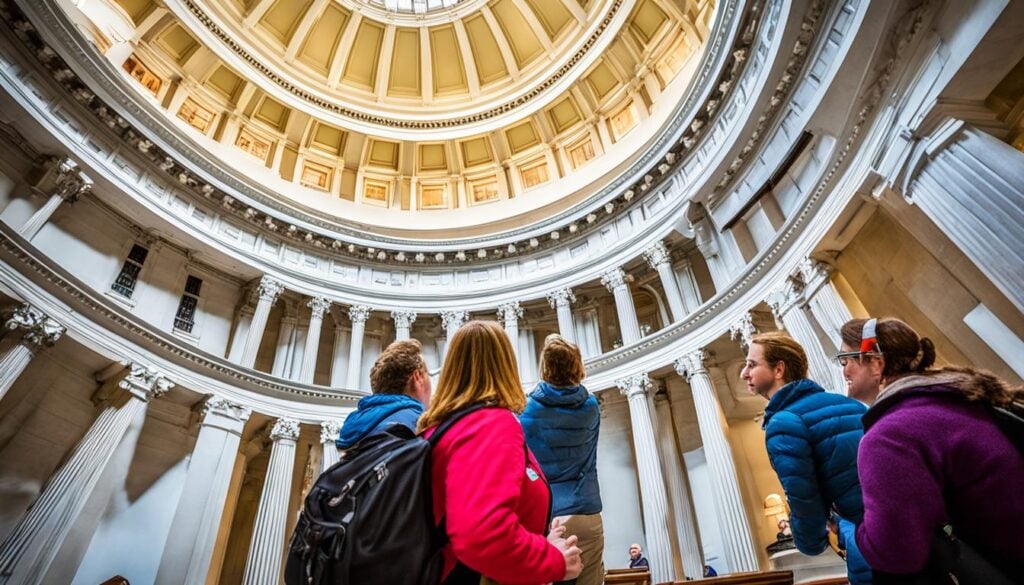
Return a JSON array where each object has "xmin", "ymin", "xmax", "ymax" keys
[{"xmin": 557, "ymin": 513, "xmax": 605, "ymax": 585}]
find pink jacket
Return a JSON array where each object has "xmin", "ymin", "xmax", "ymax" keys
[{"xmin": 425, "ymin": 407, "xmax": 566, "ymax": 584}]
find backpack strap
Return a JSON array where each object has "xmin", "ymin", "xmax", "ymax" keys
[{"xmin": 426, "ymin": 403, "xmax": 491, "ymax": 447}]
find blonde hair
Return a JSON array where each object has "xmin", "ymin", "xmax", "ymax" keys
[
  {"xmin": 539, "ymin": 334, "xmax": 585, "ymax": 387},
  {"xmin": 417, "ymin": 320, "xmax": 526, "ymax": 431}
]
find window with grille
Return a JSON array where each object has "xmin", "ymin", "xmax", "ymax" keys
[
  {"xmin": 111, "ymin": 244, "xmax": 148, "ymax": 298},
  {"xmin": 173, "ymin": 275, "xmax": 203, "ymax": 334}
]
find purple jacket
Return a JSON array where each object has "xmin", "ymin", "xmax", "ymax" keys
[{"xmin": 855, "ymin": 372, "xmax": 1024, "ymax": 575}]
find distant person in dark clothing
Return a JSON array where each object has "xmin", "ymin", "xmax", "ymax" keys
[
  {"xmin": 703, "ymin": 565, "xmax": 718, "ymax": 577},
  {"xmin": 336, "ymin": 339, "xmax": 431, "ymax": 449},
  {"xmin": 628, "ymin": 543, "xmax": 649, "ymax": 569}
]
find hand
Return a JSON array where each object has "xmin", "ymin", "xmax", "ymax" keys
[
  {"xmin": 553, "ymin": 534, "xmax": 583, "ymax": 581},
  {"xmin": 547, "ymin": 516, "xmax": 569, "ymax": 544}
]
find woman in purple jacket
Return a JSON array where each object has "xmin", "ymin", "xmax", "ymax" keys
[{"xmin": 836, "ymin": 318, "xmax": 1024, "ymax": 582}]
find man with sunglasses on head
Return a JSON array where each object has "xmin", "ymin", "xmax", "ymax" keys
[{"xmin": 741, "ymin": 331, "xmax": 872, "ymax": 585}]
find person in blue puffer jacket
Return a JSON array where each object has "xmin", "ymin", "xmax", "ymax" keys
[
  {"xmin": 741, "ymin": 331, "xmax": 872, "ymax": 585},
  {"xmin": 520, "ymin": 334, "xmax": 603, "ymax": 585}
]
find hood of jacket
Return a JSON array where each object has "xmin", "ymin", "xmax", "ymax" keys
[
  {"xmin": 530, "ymin": 381, "xmax": 590, "ymax": 408},
  {"xmin": 762, "ymin": 378, "xmax": 826, "ymax": 429},
  {"xmin": 337, "ymin": 393, "xmax": 423, "ymax": 448}
]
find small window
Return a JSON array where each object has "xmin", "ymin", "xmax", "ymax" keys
[
  {"xmin": 173, "ymin": 275, "xmax": 203, "ymax": 334},
  {"xmin": 111, "ymin": 244, "xmax": 149, "ymax": 298}
]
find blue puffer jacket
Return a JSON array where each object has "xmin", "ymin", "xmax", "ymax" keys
[
  {"xmin": 336, "ymin": 394, "xmax": 423, "ymax": 449},
  {"xmin": 763, "ymin": 378, "xmax": 871, "ymax": 585},
  {"xmin": 520, "ymin": 382, "xmax": 602, "ymax": 516}
]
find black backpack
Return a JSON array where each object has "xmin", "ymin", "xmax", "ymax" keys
[{"xmin": 285, "ymin": 404, "xmax": 487, "ymax": 585}]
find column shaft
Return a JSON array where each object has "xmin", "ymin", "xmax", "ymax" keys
[
  {"xmin": 329, "ymin": 326, "xmax": 350, "ymax": 387},
  {"xmin": 241, "ymin": 420, "xmax": 299, "ymax": 585},
  {"xmin": 556, "ymin": 304, "xmax": 575, "ymax": 342},
  {"xmin": 299, "ymin": 320, "xmax": 324, "ymax": 383},
  {"xmin": 320, "ymin": 420, "xmax": 343, "ymax": 472},
  {"xmin": 0, "ymin": 344, "xmax": 33, "ymax": 402},
  {"xmin": 271, "ymin": 318, "xmax": 296, "ymax": 378},
  {"xmin": 612, "ymin": 286, "xmax": 642, "ymax": 344},
  {"xmin": 241, "ymin": 296, "xmax": 274, "ymax": 369},
  {"xmin": 654, "ymin": 396, "xmax": 704, "ymax": 580},
  {"xmin": 345, "ymin": 320, "xmax": 366, "ymax": 389},
  {"xmin": 656, "ymin": 263, "xmax": 687, "ymax": 322},
  {"xmin": 780, "ymin": 306, "xmax": 846, "ymax": 394},
  {"xmin": 19, "ymin": 194, "xmax": 64, "ymax": 241}
]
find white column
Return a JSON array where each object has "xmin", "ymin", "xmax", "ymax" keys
[
  {"xmin": 654, "ymin": 394, "xmax": 704, "ymax": 580},
  {"xmin": 344, "ymin": 306, "xmax": 371, "ymax": 390},
  {"xmin": 769, "ymin": 281, "xmax": 846, "ymax": 394},
  {"xmin": 0, "ymin": 364, "xmax": 171, "ymax": 585},
  {"xmin": 240, "ymin": 276, "xmax": 285, "ymax": 368},
  {"xmin": 241, "ymin": 418, "xmax": 299, "ymax": 585},
  {"xmin": 674, "ymin": 352, "xmax": 759, "ymax": 572},
  {"xmin": 546, "ymin": 288, "xmax": 577, "ymax": 343},
  {"xmin": 271, "ymin": 314, "xmax": 297, "ymax": 378},
  {"xmin": 0, "ymin": 304, "xmax": 65, "ymax": 401},
  {"xmin": 329, "ymin": 324, "xmax": 350, "ymax": 387},
  {"xmin": 908, "ymin": 121, "xmax": 1024, "ymax": 312},
  {"xmin": 691, "ymin": 212, "xmax": 734, "ymax": 291},
  {"xmin": 615, "ymin": 373, "xmax": 674, "ymax": 585},
  {"xmin": 675, "ymin": 260, "xmax": 703, "ymax": 314},
  {"xmin": 19, "ymin": 158, "xmax": 92, "ymax": 240},
  {"xmin": 601, "ymin": 268, "xmax": 642, "ymax": 344},
  {"xmin": 577, "ymin": 306, "xmax": 602, "ymax": 358},
  {"xmin": 440, "ymin": 310, "xmax": 468, "ymax": 347},
  {"xmin": 320, "ymin": 419, "xmax": 343, "ymax": 471},
  {"xmin": 496, "ymin": 302, "xmax": 523, "ymax": 356},
  {"xmin": 299, "ymin": 296, "xmax": 331, "ymax": 384},
  {"xmin": 155, "ymin": 398, "xmax": 252, "ymax": 585},
  {"xmin": 644, "ymin": 241, "xmax": 687, "ymax": 322},
  {"xmin": 227, "ymin": 308, "xmax": 253, "ymax": 362},
  {"xmin": 391, "ymin": 310, "xmax": 417, "ymax": 341},
  {"xmin": 799, "ymin": 259, "xmax": 853, "ymax": 352}
]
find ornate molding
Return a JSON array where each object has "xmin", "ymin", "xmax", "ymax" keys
[
  {"xmin": 256, "ymin": 276, "xmax": 285, "ymax": 304},
  {"xmin": 496, "ymin": 302, "xmax": 523, "ymax": 325},
  {"xmin": 673, "ymin": 350, "xmax": 710, "ymax": 381},
  {"xmin": 615, "ymin": 372, "xmax": 652, "ymax": 399},
  {"xmin": 307, "ymin": 296, "xmax": 331, "ymax": 319},
  {"xmin": 546, "ymin": 288, "xmax": 576, "ymax": 309},
  {"xmin": 440, "ymin": 310, "xmax": 468, "ymax": 332},
  {"xmin": 119, "ymin": 362, "xmax": 174, "ymax": 401},
  {"xmin": 202, "ymin": 396, "xmax": 252, "ymax": 423},
  {"xmin": 728, "ymin": 312, "xmax": 757, "ymax": 348},
  {"xmin": 347, "ymin": 305, "xmax": 372, "ymax": 324},
  {"xmin": 600, "ymin": 268, "xmax": 628, "ymax": 292},
  {"xmin": 3, "ymin": 302, "xmax": 64, "ymax": 350},
  {"xmin": 270, "ymin": 417, "xmax": 300, "ymax": 441},
  {"xmin": 642, "ymin": 241, "xmax": 671, "ymax": 269},
  {"xmin": 319, "ymin": 419, "xmax": 342, "ymax": 445}
]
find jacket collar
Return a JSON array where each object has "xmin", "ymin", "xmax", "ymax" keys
[
  {"xmin": 762, "ymin": 378, "xmax": 825, "ymax": 428},
  {"xmin": 862, "ymin": 372, "xmax": 970, "ymax": 430},
  {"xmin": 531, "ymin": 381, "xmax": 589, "ymax": 408}
]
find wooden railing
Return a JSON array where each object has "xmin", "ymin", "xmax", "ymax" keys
[
  {"xmin": 605, "ymin": 568, "xmax": 651, "ymax": 584},
  {"xmin": 660, "ymin": 570, "xmax": 795, "ymax": 584}
]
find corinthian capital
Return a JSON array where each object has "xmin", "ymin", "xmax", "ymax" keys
[
  {"xmin": 673, "ymin": 350, "xmax": 710, "ymax": 381},
  {"xmin": 307, "ymin": 296, "xmax": 331, "ymax": 319},
  {"xmin": 4, "ymin": 303, "xmax": 64, "ymax": 350},
  {"xmin": 496, "ymin": 302, "xmax": 523, "ymax": 325},
  {"xmin": 202, "ymin": 397, "xmax": 252, "ymax": 423},
  {"xmin": 119, "ymin": 363, "xmax": 174, "ymax": 401},
  {"xmin": 729, "ymin": 312, "xmax": 757, "ymax": 348},
  {"xmin": 642, "ymin": 241, "xmax": 671, "ymax": 269},
  {"xmin": 348, "ymin": 305, "xmax": 372, "ymax": 324},
  {"xmin": 798, "ymin": 257, "xmax": 832, "ymax": 288},
  {"xmin": 615, "ymin": 373, "xmax": 652, "ymax": 399},
  {"xmin": 546, "ymin": 288, "xmax": 576, "ymax": 309},
  {"xmin": 270, "ymin": 418, "xmax": 300, "ymax": 441},
  {"xmin": 600, "ymin": 268, "xmax": 629, "ymax": 292},
  {"xmin": 320, "ymin": 420, "xmax": 343, "ymax": 444},
  {"xmin": 390, "ymin": 310, "xmax": 417, "ymax": 329},
  {"xmin": 256, "ymin": 276, "xmax": 285, "ymax": 304},
  {"xmin": 440, "ymin": 310, "xmax": 468, "ymax": 332},
  {"xmin": 39, "ymin": 157, "xmax": 92, "ymax": 202}
]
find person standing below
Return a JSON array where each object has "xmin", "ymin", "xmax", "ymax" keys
[
  {"xmin": 336, "ymin": 339, "xmax": 432, "ymax": 449},
  {"xmin": 837, "ymin": 318, "xmax": 1024, "ymax": 583},
  {"xmin": 418, "ymin": 321, "xmax": 583, "ymax": 584},
  {"xmin": 521, "ymin": 334, "xmax": 604, "ymax": 585},
  {"xmin": 741, "ymin": 332, "xmax": 872, "ymax": 585},
  {"xmin": 627, "ymin": 544, "xmax": 649, "ymax": 569}
]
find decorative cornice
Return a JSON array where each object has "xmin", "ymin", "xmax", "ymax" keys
[
  {"xmin": 546, "ymin": 288, "xmax": 576, "ymax": 309},
  {"xmin": 319, "ymin": 419, "xmax": 342, "ymax": 445},
  {"xmin": 3, "ymin": 302, "xmax": 64, "ymax": 350},
  {"xmin": 270, "ymin": 417, "xmax": 300, "ymax": 441},
  {"xmin": 348, "ymin": 305, "xmax": 372, "ymax": 324},
  {"xmin": 119, "ymin": 362, "xmax": 174, "ymax": 401},
  {"xmin": 615, "ymin": 372, "xmax": 652, "ymax": 399},
  {"xmin": 390, "ymin": 310, "xmax": 417, "ymax": 329}
]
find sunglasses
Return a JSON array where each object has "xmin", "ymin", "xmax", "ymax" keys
[{"xmin": 833, "ymin": 351, "xmax": 883, "ymax": 367}]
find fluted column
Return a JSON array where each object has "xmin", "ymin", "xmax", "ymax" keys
[
  {"xmin": 769, "ymin": 281, "xmax": 846, "ymax": 394},
  {"xmin": 391, "ymin": 310, "xmax": 417, "ymax": 341},
  {"xmin": 644, "ymin": 241, "xmax": 686, "ymax": 322},
  {"xmin": 546, "ymin": 288, "xmax": 577, "ymax": 343},
  {"xmin": 674, "ymin": 352, "xmax": 759, "ymax": 572},
  {"xmin": 615, "ymin": 373, "xmax": 674, "ymax": 585},
  {"xmin": 0, "ymin": 304, "xmax": 65, "ymax": 401},
  {"xmin": 156, "ymin": 398, "xmax": 252, "ymax": 585},
  {"xmin": 320, "ymin": 419, "xmax": 343, "ymax": 471},
  {"xmin": 240, "ymin": 277, "xmax": 285, "ymax": 368},
  {"xmin": 329, "ymin": 323, "xmax": 350, "ymax": 387},
  {"xmin": 601, "ymin": 268, "xmax": 642, "ymax": 344},
  {"xmin": 0, "ymin": 364, "xmax": 172, "ymax": 585},
  {"xmin": 440, "ymin": 310, "xmax": 468, "ymax": 346},
  {"xmin": 271, "ymin": 312, "xmax": 297, "ymax": 378},
  {"xmin": 496, "ymin": 302, "xmax": 523, "ymax": 355},
  {"xmin": 20, "ymin": 158, "xmax": 92, "ymax": 240},
  {"xmin": 799, "ymin": 259, "xmax": 853, "ymax": 352},
  {"xmin": 653, "ymin": 394, "xmax": 704, "ymax": 580},
  {"xmin": 675, "ymin": 259, "xmax": 703, "ymax": 314},
  {"xmin": 299, "ymin": 297, "xmax": 331, "ymax": 384},
  {"xmin": 241, "ymin": 418, "xmax": 299, "ymax": 585},
  {"xmin": 344, "ymin": 306, "xmax": 371, "ymax": 389}
]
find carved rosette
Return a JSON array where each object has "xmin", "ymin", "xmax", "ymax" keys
[
  {"xmin": 390, "ymin": 310, "xmax": 417, "ymax": 329},
  {"xmin": 729, "ymin": 313, "xmax": 757, "ymax": 348},
  {"xmin": 600, "ymin": 268, "xmax": 628, "ymax": 292},
  {"xmin": 674, "ymin": 350, "xmax": 709, "ymax": 381},
  {"xmin": 119, "ymin": 363, "xmax": 174, "ymax": 401},
  {"xmin": 546, "ymin": 288, "xmax": 576, "ymax": 309},
  {"xmin": 202, "ymin": 396, "xmax": 252, "ymax": 423},
  {"xmin": 642, "ymin": 241, "xmax": 671, "ymax": 269},
  {"xmin": 4, "ymin": 303, "xmax": 64, "ymax": 351},
  {"xmin": 307, "ymin": 296, "xmax": 331, "ymax": 319},
  {"xmin": 348, "ymin": 305, "xmax": 372, "ymax": 324},
  {"xmin": 615, "ymin": 373, "xmax": 652, "ymax": 399},
  {"xmin": 320, "ymin": 420, "xmax": 343, "ymax": 444},
  {"xmin": 256, "ymin": 276, "xmax": 285, "ymax": 304},
  {"xmin": 440, "ymin": 310, "xmax": 468, "ymax": 333},
  {"xmin": 496, "ymin": 302, "xmax": 523, "ymax": 326},
  {"xmin": 270, "ymin": 418, "xmax": 300, "ymax": 442}
]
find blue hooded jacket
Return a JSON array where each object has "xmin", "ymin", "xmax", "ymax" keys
[
  {"xmin": 762, "ymin": 378, "xmax": 871, "ymax": 585},
  {"xmin": 336, "ymin": 393, "xmax": 424, "ymax": 449},
  {"xmin": 520, "ymin": 382, "xmax": 602, "ymax": 516}
]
